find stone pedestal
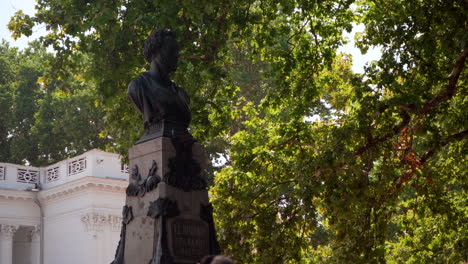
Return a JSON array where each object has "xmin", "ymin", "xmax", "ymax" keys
[{"xmin": 112, "ymin": 137, "xmax": 220, "ymax": 264}]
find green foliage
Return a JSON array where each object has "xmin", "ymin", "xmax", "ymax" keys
[
  {"xmin": 0, "ymin": 41, "xmax": 110, "ymax": 166},
  {"xmin": 8, "ymin": 0, "xmax": 355, "ymax": 158},
  {"xmin": 8, "ymin": 0, "xmax": 467, "ymax": 262},
  {"xmin": 8, "ymin": 11, "xmax": 34, "ymax": 40},
  {"xmin": 0, "ymin": 42, "xmax": 17, "ymax": 162}
]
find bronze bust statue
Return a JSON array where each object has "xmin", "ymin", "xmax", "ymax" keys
[{"xmin": 128, "ymin": 29, "xmax": 192, "ymax": 143}]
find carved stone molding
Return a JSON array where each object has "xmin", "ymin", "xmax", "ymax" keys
[
  {"xmin": 46, "ymin": 167, "xmax": 60, "ymax": 183},
  {"xmin": 17, "ymin": 169, "xmax": 39, "ymax": 184},
  {"xmin": 68, "ymin": 157, "xmax": 87, "ymax": 175},
  {"xmin": 81, "ymin": 213, "xmax": 122, "ymax": 233},
  {"xmin": 0, "ymin": 166, "xmax": 5, "ymax": 180},
  {"xmin": 38, "ymin": 177, "xmax": 127, "ymax": 203},
  {"xmin": 81, "ymin": 213, "xmax": 107, "ymax": 232},
  {"xmin": 0, "ymin": 224, "xmax": 19, "ymax": 240},
  {"xmin": 110, "ymin": 215, "xmax": 123, "ymax": 232},
  {"xmin": 0, "ymin": 189, "xmax": 36, "ymax": 201},
  {"xmin": 30, "ymin": 225, "xmax": 41, "ymax": 241},
  {"xmin": 121, "ymin": 163, "xmax": 129, "ymax": 174}
]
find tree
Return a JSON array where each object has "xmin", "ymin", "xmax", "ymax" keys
[
  {"xmin": 0, "ymin": 41, "xmax": 44, "ymax": 165},
  {"xmin": 8, "ymin": 0, "xmax": 354, "ymax": 156},
  {"xmin": 0, "ymin": 42, "xmax": 17, "ymax": 162},
  {"xmin": 0, "ymin": 41, "xmax": 110, "ymax": 166},
  {"xmin": 9, "ymin": 0, "xmax": 466, "ymax": 262}
]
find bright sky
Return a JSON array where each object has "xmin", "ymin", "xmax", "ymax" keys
[
  {"xmin": 339, "ymin": 24, "xmax": 381, "ymax": 73},
  {"xmin": 0, "ymin": 0, "xmax": 381, "ymax": 74},
  {"xmin": 0, "ymin": 0, "xmax": 46, "ymax": 48}
]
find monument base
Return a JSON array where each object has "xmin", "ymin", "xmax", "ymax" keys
[{"xmin": 112, "ymin": 137, "xmax": 220, "ymax": 264}]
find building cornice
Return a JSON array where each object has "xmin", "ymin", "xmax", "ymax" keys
[
  {"xmin": 38, "ymin": 176, "xmax": 127, "ymax": 202},
  {"xmin": 0, "ymin": 189, "xmax": 36, "ymax": 201}
]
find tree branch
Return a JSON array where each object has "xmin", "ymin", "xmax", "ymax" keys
[
  {"xmin": 270, "ymin": 138, "xmax": 319, "ymax": 152},
  {"xmin": 287, "ymin": 18, "xmax": 310, "ymax": 48},
  {"xmin": 420, "ymin": 47, "xmax": 468, "ymax": 115},
  {"xmin": 355, "ymin": 47, "xmax": 467, "ymax": 157},
  {"xmin": 419, "ymin": 129, "xmax": 468, "ymax": 163},
  {"xmin": 356, "ymin": 109, "xmax": 411, "ymax": 156},
  {"xmin": 309, "ymin": 22, "xmax": 320, "ymax": 48}
]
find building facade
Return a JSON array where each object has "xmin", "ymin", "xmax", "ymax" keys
[{"xmin": 0, "ymin": 149, "xmax": 128, "ymax": 264}]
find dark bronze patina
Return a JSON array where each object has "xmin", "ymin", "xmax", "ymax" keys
[
  {"xmin": 118, "ymin": 30, "xmax": 220, "ymax": 264},
  {"xmin": 111, "ymin": 205, "xmax": 133, "ymax": 264},
  {"xmin": 164, "ymin": 137, "xmax": 207, "ymax": 192},
  {"xmin": 126, "ymin": 161, "xmax": 161, "ymax": 197},
  {"xmin": 147, "ymin": 198, "xmax": 180, "ymax": 264},
  {"xmin": 200, "ymin": 203, "xmax": 221, "ymax": 255},
  {"xmin": 128, "ymin": 29, "xmax": 191, "ymax": 144},
  {"xmin": 171, "ymin": 218, "xmax": 209, "ymax": 260}
]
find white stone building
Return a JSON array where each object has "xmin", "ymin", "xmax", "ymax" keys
[{"xmin": 0, "ymin": 149, "xmax": 129, "ymax": 264}]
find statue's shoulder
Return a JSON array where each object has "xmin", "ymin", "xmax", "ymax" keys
[
  {"xmin": 174, "ymin": 83, "xmax": 190, "ymax": 104},
  {"xmin": 128, "ymin": 72, "xmax": 149, "ymax": 87},
  {"xmin": 128, "ymin": 72, "xmax": 151, "ymax": 94},
  {"xmin": 176, "ymin": 84, "xmax": 189, "ymax": 95}
]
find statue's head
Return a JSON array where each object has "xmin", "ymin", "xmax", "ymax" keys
[{"xmin": 144, "ymin": 29, "xmax": 179, "ymax": 73}]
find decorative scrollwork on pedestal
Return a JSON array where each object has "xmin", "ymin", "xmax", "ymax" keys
[
  {"xmin": 146, "ymin": 160, "xmax": 161, "ymax": 192},
  {"xmin": 164, "ymin": 137, "xmax": 207, "ymax": 192},
  {"xmin": 126, "ymin": 164, "xmax": 145, "ymax": 196},
  {"xmin": 147, "ymin": 198, "xmax": 180, "ymax": 264},
  {"xmin": 200, "ymin": 203, "xmax": 221, "ymax": 255},
  {"xmin": 126, "ymin": 161, "xmax": 161, "ymax": 197}
]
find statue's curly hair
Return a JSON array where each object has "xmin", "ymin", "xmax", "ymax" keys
[{"xmin": 144, "ymin": 29, "xmax": 176, "ymax": 63}]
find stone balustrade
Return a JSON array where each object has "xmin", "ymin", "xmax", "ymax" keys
[{"xmin": 0, "ymin": 149, "xmax": 128, "ymax": 191}]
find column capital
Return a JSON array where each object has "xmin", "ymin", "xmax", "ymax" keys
[
  {"xmin": 81, "ymin": 213, "xmax": 106, "ymax": 233},
  {"xmin": 0, "ymin": 225, "xmax": 18, "ymax": 240},
  {"xmin": 30, "ymin": 225, "xmax": 41, "ymax": 242},
  {"xmin": 110, "ymin": 215, "xmax": 123, "ymax": 232},
  {"xmin": 81, "ymin": 212, "xmax": 122, "ymax": 232}
]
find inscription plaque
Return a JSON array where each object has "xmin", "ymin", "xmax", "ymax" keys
[{"xmin": 171, "ymin": 218, "xmax": 209, "ymax": 261}]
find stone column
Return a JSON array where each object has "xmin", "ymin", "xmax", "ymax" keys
[
  {"xmin": 0, "ymin": 224, "xmax": 18, "ymax": 264},
  {"xmin": 30, "ymin": 225, "xmax": 40, "ymax": 264},
  {"xmin": 81, "ymin": 212, "xmax": 110, "ymax": 264}
]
